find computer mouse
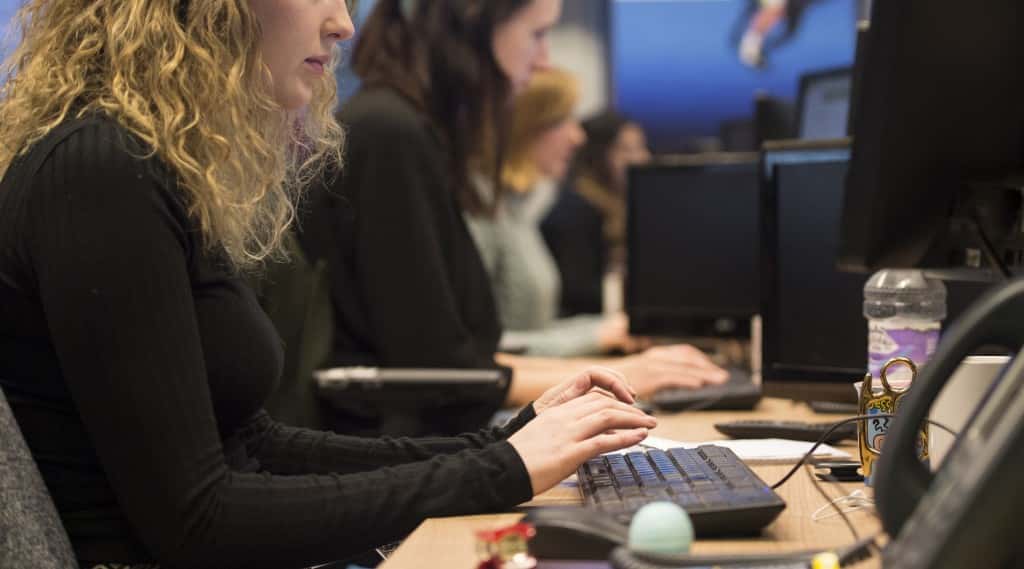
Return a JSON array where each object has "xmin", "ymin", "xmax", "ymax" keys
[{"xmin": 522, "ymin": 506, "xmax": 628, "ymax": 560}]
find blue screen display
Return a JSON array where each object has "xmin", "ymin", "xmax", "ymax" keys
[
  {"xmin": 612, "ymin": 0, "xmax": 856, "ymax": 151},
  {"xmin": 0, "ymin": 1, "xmax": 22, "ymax": 64}
]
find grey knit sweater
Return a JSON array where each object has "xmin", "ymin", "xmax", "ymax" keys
[{"xmin": 466, "ymin": 178, "xmax": 604, "ymax": 357}]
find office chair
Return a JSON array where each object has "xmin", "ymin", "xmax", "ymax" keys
[{"xmin": 0, "ymin": 388, "xmax": 78, "ymax": 568}]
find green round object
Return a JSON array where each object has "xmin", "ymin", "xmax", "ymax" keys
[{"xmin": 627, "ymin": 501, "xmax": 694, "ymax": 555}]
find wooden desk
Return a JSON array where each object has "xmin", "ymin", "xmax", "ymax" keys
[{"xmin": 381, "ymin": 398, "xmax": 881, "ymax": 568}]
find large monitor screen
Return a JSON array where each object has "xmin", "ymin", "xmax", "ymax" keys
[
  {"xmin": 761, "ymin": 143, "xmax": 994, "ymax": 386},
  {"xmin": 797, "ymin": 68, "xmax": 852, "ymax": 139},
  {"xmin": 612, "ymin": 0, "xmax": 857, "ymax": 152},
  {"xmin": 627, "ymin": 159, "xmax": 760, "ymax": 338}
]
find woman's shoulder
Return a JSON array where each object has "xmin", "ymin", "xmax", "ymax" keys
[
  {"xmin": 29, "ymin": 113, "xmax": 142, "ymax": 158},
  {"xmin": 24, "ymin": 114, "xmax": 168, "ymax": 181},
  {"xmin": 18, "ymin": 114, "xmax": 188, "ymax": 222}
]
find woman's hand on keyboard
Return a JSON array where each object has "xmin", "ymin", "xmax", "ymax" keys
[
  {"xmin": 509, "ymin": 390, "xmax": 657, "ymax": 495},
  {"xmin": 532, "ymin": 366, "xmax": 637, "ymax": 415},
  {"xmin": 596, "ymin": 312, "xmax": 653, "ymax": 354},
  {"xmin": 614, "ymin": 344, "xmax": 729, "ymax": 397}
]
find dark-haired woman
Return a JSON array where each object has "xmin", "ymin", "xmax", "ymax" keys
[
  {"xmin": 302, "ymin": 0, "xmax": 723, "ymax": 437},
  {"xmin": 541, "ymin": 111, "xmax": 651, "ymax": 318}
]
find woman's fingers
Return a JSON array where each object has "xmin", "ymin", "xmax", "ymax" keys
[
  {"xmin": 584, "ymin": 428, "xmax": 651, "ymax": 457},
  {"xmin": 644, "ymin": 372, "xmax": 704, "ymax": 392},
  {"xmin": 580, "ymin": 366, "xmax": 636, "ymax": 402},
  {"xmin": 645, "ymin": 344, "xmax": 723, "ymax": 371},
  {"xmin": 640, "ymin": 358, "xmax": 729, "ymax": 387},
  {"xmin": 571, "ymin": 406, "xmax": 657, "ymax": 440},
  {"xmin": 569, "ymin": 390, "xmax": 650, "ymax": 418}
]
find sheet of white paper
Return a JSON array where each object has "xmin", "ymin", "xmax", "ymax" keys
[{"xmin": 611, "ymin": 435, "xmax": 851, "ymax": 463}]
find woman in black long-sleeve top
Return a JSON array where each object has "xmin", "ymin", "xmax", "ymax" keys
[
  {"xmin": 0, "ymin": 1, "xmax": 654, "ymax": 568},
  {"xmin": 299, "ymin": 0, "xmax": 557, "ymax": 436},
  {"xmin": 302, "ymin": 1, "xmax": 727, "ymax": 437},
  {"xmin": 301, "ymin": 84, "xmax": 512, "ymax": 435}
]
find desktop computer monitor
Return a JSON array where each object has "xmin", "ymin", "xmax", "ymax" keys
[
  {"xmin": 719, "ymin": 118, "xmax": 757, "ymax": 153},
  {"xmin": 626, "ymin": 155, "xmax": 760, "ymax": 339},
  {"xmin": 761, "ymin": 141, "xmax": 863, "ymax": 392},
  {"xmin": 795, "ymin": 67, "xmax": 852, "ymax": 140},
  {"xmin": 717, "ymin": 94, "xmax": 795, "ymax": 153},
  {"xmin": 838, "ymin": 0, "xmax": 1024, "ymax": 276},
  {"xmin": 762, "ymin": 140, "xmax": 994, "ymax": 401}
]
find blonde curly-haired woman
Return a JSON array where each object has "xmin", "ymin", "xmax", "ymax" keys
[{"xmin": 0, "ymin": 1, "xmax": 654, "ymax": 567}]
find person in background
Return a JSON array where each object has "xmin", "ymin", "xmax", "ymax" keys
[
  {"xmin": 0, "ymin": 1, "xmax": 655, "ymax": 567},
  {"xmin": 542, "ymin": 111, "xmax": 651, "ymax": 317},
  {"xmin": 467, "ymin": 68, "xmax": 659, "ymax": 358},
  {"xmin": 301, "ymin": 0, "xmax": 727, "ymax": 437},
  {"xmin": 734, "ymin": 0, "xmax": 823, "ymax": 68}
]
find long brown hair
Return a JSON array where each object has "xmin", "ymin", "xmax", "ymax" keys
[
  {"xmin": 0, "ymin": 0, "xmax": 344, "ymax": 270},
  {"xmin": 575, "ymin": 111, "xmax": 631, "ymax": 194},
  {"xmin": 352, "ymin": 0, "xmax": 531, "ymax": 215}
]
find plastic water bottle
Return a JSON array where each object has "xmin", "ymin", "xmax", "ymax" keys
[{"xmin": 863, "ymin": 269, "xmax": 947, "ymax": 381}]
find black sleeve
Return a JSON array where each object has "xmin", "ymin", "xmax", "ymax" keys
[
  {"xmin": 241, "ymin": 404, "xmax": 535, "ymax": 476},
  {"xmin": 29, "ymin": 123, "xmax": 532, "ymax": 569},
  {"xmin": 339, "ymin": 106, "xmax": 497, "ymax": 368}
]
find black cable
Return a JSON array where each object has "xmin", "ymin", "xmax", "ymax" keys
[
  {"xmin": 617, "ymin": 414, "xmax": 951, "ymax": 567},
  {"xmin": 805, "ymin": 459, "xmax": 861, "ymax": 542},
  {"xmin": 971, "ymin": 214, "xmax": 1013, "ymax": 280},
  {"xmin": 607, "ymin": 533, "xmax": 881, "ymax": 568},
  {"xmin": 771, "ymin": 414, "xmax": 958, "ymax": 490},
  {"xmin": 618, "ymin": 415, "xmax": 901, "ymax": 568},
  {"xmin": 805, "ymin": 452, "xmax": 892, "ymax": 557}
]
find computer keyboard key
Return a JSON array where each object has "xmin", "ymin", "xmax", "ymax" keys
[
  {"xmin": 648, "ymin": 451, "xmax": 686, "ymax": 481},
  {"xmin": 674, "ymin": 494, "xmax": 702, "ymax": 508}
]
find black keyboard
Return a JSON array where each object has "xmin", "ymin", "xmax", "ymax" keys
[
  {"xmin": 578, "ymin": 445, "xmax": 785, "ymax": 536},
  {"xmin": 650, "ymin": 368, "xmax": 762, "ymax": 411},
  {"xmin": 714, "ymin": 419, "xmax": 858, "ymax": 444}
]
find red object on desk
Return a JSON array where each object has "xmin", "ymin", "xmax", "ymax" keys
[{"xmin": 476, "ymin": 522, "xmax": 538, "ymax": 569}]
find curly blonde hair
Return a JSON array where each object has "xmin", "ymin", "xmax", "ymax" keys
[{"xmin": 0, "ymin": 0, "xmax": 344, "ymax": 269}]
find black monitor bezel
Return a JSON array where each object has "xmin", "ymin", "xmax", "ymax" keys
[
  {"xmin": 837, "ymin": 0, "xmax": 1024, "ymax": 273},
  {"xmin": 760, "ymin": 139, "xmax": 864, "ymax": 385},
  {"xmin": 626, "ymin": 153, "xmax": 760, "ymax": 337}
]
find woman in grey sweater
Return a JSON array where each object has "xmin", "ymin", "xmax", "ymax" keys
[
  {"xmin": 467, "ymin": 68, "xmax": 615, "ymax": 356},
  {"xmin": 468, "ymin": 69, "xmax": 723, "ymax": 372}
]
